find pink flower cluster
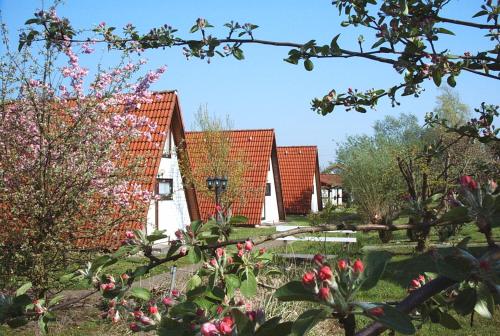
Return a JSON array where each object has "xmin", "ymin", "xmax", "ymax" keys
[
  {"xmin": 302, "ymin": 255, "xmax": 364, "ymax": 302},
  {"xmin": 201, "ymin": 316, "xmax": 234, "ymax": 336}
]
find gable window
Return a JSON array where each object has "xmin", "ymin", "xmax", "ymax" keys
[
  {"xmin": 162, "ymin": 131, "xmax": 172, "ymax": 158},
  {"xmin": 157, "ymin": 178, "xmax": 173, "ymax": 200},
  {"xmin": 265, "ymin": 183, "xmax": 271, "ymax": 196}
]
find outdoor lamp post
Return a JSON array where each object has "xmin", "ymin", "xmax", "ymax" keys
[{"xmin": 206, "ymin": 176, "xmax": 228, "ymax": 222}]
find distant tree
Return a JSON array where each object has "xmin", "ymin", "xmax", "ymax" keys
[
  {"xmin": 336, "ymin": 114, "xmax": 420, "ymax": 233},
  {"xmin": 179, "ymin": 106, "xmax": 247, "ymax": 240}
]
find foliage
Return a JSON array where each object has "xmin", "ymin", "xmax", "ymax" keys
[
  {"xmin": 0, "ymin": 11, "xmax": 166, "ymax": 294},
  {"xmin": 19, "ymin": 1, "xmax": 500, "ymax": 114},
  {"xmin": 178, "ymin": 106, "xmax": 248, "ymax": 239},
  {"xmin": 336, "ymin": 113, "xmax": 419, "ymax": 225}
]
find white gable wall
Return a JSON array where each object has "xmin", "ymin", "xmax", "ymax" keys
[
  {"xmin": 310, "ymin": 173, "xmax": 319, "ymax": 213},
  {"xmin": 146, "ymin": 131, "xmax": 191, "ymax": 240},
  {"xmin": 261, "ymin": 158, "xmax": 280, "ymax": 224}
]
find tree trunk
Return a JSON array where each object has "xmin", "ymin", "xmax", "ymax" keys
[{"xmin": 340, "ymin": 314, "xmax": 356, "ymax": 336}]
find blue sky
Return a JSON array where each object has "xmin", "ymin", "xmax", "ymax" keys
[{"xmin": 1, "ymin": 0, "xmax": 498, "ymax": 167}]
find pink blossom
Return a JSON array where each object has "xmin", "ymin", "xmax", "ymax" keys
[{"xmin": 201, "ymin": 322, "xmax": 218, "ymax": 336}]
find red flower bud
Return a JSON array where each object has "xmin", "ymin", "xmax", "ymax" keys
[
  {"xmin": 410, "ymin": 279, "xmax": 420, "ymax": 288},
  {"xmin": 318, "ymin": 287, "xmax": 330, "ymax": 300},
  {"xmin": 216, "ymin": 305, "xmax": 224, "ymax": 314},
  {"xmin": 337, "ymin": 259, "xmax": 348, "ymax": 271},
  {"xmin": 215, "ymin": 247, "xmax": 224, "ymax": 258},
  {"xmin": 459, "ymin": 175, "xmax": 478, "ymax": 190},
  {"xmin": 162, "ymin": 296, "xmax": 174, "ymax": 307},
  {"xmin": 244, "ymin": 240, "xmax": 253, "ymax": 251},
  {"xmin": 313, "ymin": 254, "xmax": 324, "ymax": 265},
  {"xmin": 210, "ymin": 258, "xmax": 217, "ymax": 266},
  {"xmin": 129, "ymin": 322, "xmax": 141, "ymax": 332},
  {"xmin": 417, "ymin": 275, "xmax": 425, "ymax": 283},
  {"xmin": 125, "ymin": 231, "xmax": 135, "ymax": 239},
  {"xmin": 368, "ymin": 307, "xmax": 384, "ymax": 317},
  {"xmin": 259, "ymin": 248, "xmax": 266, "ymax": 255},
  {"xmin": 318, "ymin": 266, "xmax": 333, "ymax": 281},
  {"xmin": 149, "ymin": 305, "xmax": 158, "ymax": 314},
  {"xmin": 302, "ymin": 271, "xmax": 315, "ymax": 285},
  {"xmin": 353, "ymin": 259, "xmax": 364, "ymax": 273},
  {"xmin": 479, "ymin": 260, "xmax": 490, "ymax": 271},
  {"xmin": 171, "ymin": 289, "xmax": 180, "ymax": 297},
  {"xmin": 121, "ymin": 273, "xmax": 129, "ymax": 281},
  {"xmin": 236, "ymin": 242, "xmax": 243, "ymax": 250},
  {"xmin": 217, "ymin": 316, "xmax": 234, "ymax": 335}
]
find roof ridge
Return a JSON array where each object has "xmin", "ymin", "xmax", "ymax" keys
[
  {"xmin": 277, "ymin": 145, "xmax": 317, "ymax": 149},
  {"xmin": 186, "ymin": 128, "xmax": 274, "ymax": 133}
]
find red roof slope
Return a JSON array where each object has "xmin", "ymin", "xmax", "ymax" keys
[
  {"xmin": 91, "ymin": 91, "xmax": 199, "ymax": 248},
  {"xmin": 320, "ymin": 174, "xmax": 343, "ymax": 187},
  {"xmin": 185, "ymin": 129, "xmax": 281, "ymax": 225},
  {"xmin": 277, "ymin": 146, "xmax": 322, "ymax": 215}
]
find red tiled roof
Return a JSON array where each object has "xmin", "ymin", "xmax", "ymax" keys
[
  {"xmin": 277, "ymin": 146, "xmax": 322, "ymax": 215},
  {"xmin": 185, "ymin": 129, "xmax": 279, "ymax": 225},
  {"xmin": 320, "ymin": 174, "xmax": 343, "ymax": 187}
]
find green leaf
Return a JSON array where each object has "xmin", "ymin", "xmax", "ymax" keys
[
  {"xmin": 439, "ymin": 311, "xmax": 461, "ymax": 330},
  {"xmin": 304, "ymin": 59, "xmax": 314, "ymax": 71},
  {"xmin": 231, "ymin": 308, "xmax": 253, "ymax": 335},
  {"xmin": 133, "ymin": 265, "xmax": 150, "ymax": 278},
  {"xmin": 357, "ymin": 302, "xmax": 415, "ymax": 335},
  {"xmin": 439, "ymin": 206, "xmax": 468, "ymax": 224},
  {"xmin": 188, "ymin": 246, "xmax": 202, "ymax": 264},
  {"xmin": 361, "ymin": 251, "xmax": 392, "ymax": 290},
  {"xmin": 16, "ymin": 282, "xmax": 32, "ymax": 297},
  {"xmin": 291, "ymin": 309, "xmax": 329, "ymax": 336},
  {"xmin": 447, "ymin": 75, "xmax": 457, "ymax": 87},
  {"xmin": 91, "ymin": 255, "xmax": 116, "ymax": 272},
  {"xmin": 433, "ymin": 68, "xmax": 442, "ymax": 87},
  {"xmin": 129, "ymin": 287, "xmax": 151, "ymax": 301},
  {"xmin": 399, "ymin": 0, "xmax": 409, "ymax": 15},
  {"xmin": 330, "ymin": 34, "xmax": 341, "ymax": 55},
  {"xmin": 436, "ymin": 248, "xmax": 477, "ymax": 281},
  {"xmin": 371, "ymin": 38, "xmax": 385, "ymax": 49},
  {"xmin": 186, "ymin": 274, "xmax": 202, "ymax": 291},
  {"xmin": 454, "ymin": 288, "xmax": 477, "ymax": 315},
  {"xmin": 437, "ymin": 28, "xmax": 455, "ymax": 35},
  {"xmin": 158, "ymin": 317, "xmax": 188, "ymax": 336},
  {"xmin": 189, "ymin": 25, "xmax": 199, "ymax": 33},
  {"xmin": 224, "ymin": 274, "xmax": 240, "ymax": 298},
  {"xmin": 240, "ymin": 269, "xmax": 257, "ymax": 298},
  {"xmin": 475, "ymin": 284, "xmax": 494, "ymax": 318},
  {"xmin": 255, "ymin": 316, "xmax": 283, "ymax": 336},
  {"xmin": 48, "ymin": 294, "xmax": 64, "ymax": 307},
  {"xmin": 472, "ymin": 10, "xmax": 488, "ymax": 18},
  {"xmin": 274, "ymin": 281, "xmax": 318, "ymax": 302},
  {"xmin": 169, "ymin": 301, "xmax": 198, "ymax": 318},
  {"xmin": 233, "ymin": 48, "xmax": 245, "ymax": 60},
  {"xmin": 13, "ymin": 294, "xmax": 32, "ymax": 307},
  {"xmin": 191, "ymin": 220, "xmax": 203, "ymax": 233}
]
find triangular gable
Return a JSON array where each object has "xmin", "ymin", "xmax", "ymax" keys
[
  {"xmin": 277, "ymin": 146, "xmax": 323, "ymax": 215},
  {"xmin": 87, "ymin": 91, "xmax": 199, "ymax": 248},
  {"xmin": 185, "ymin": 129, "xmax": 284, "ymax": 225}
]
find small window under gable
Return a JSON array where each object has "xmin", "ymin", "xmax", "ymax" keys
[
  {"xmin": 162, "ymin": 131, "xmax": 172, "ymax": 158},
  {"xmin": 265, "ymin": 183, "xmax": 271, "ymax": 196},
  {"xmin": 157, "ymin": 178, "xmax": 173, "ymax": 200}
]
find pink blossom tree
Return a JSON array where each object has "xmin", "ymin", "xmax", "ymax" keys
[{"xmin": 0, "ymin": 9, "xmax": 166, "ymax": 294}]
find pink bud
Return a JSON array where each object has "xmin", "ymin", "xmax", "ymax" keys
[
  {"xmin": 318, "ymin": 287, "xmax": 330, "ymax": 300},
  {"xmin": 244, "ymin": 240, "xmax": 253, "ymax": 251},
  {"xmin": 125, "ymin": 230, "xmax": 135, "ymax": 239},
  {"xmin": 353, "ymin": 259, "xmax": 364, "ymax": 273},
  {"xmin": 162, "ymin": 296, "xmax": 174, "ymax": 307},
  {"xmin": 201, "ymin": 322, "xmax": 218, "ymax": 336},
  {"xmin": 215, "ymin": 247, "xmax": 224, "ymax": 258},
  {"xmin": 149, "ymin": 305, "xmax": 158, "ymax": 314},
  {"xmin": 313, "ymin": 254, "xmax": 324, "ymax": 265},
  {"xmin": 129, "ymin": 322, "xmax": 140, "ymax": 332}
]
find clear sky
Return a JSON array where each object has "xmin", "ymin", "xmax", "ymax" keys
[{"xmin": 1, "ymin": 0, "xmax": 498, "ymax": 167}]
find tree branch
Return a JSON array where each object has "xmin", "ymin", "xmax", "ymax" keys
[
  {"xmin": 435, "ymin": 16, "xmax": 500, "ymax": 30},
  {"xmin": 355, "ymin": 276, "xmax": 456, "ymax": 336}
]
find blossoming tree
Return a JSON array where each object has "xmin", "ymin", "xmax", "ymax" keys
[{"xmin": 0, "ymin": 9, "xmax": 167, "ymax": 294}]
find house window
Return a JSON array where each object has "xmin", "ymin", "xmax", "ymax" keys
[
  {"xmin": 162, "ymin": 131, "xmax": 172, "ymax": 158},
  {"xmin": 265, "ymin": 183, "xmax": 271, "ymax": 196},
  {"xmin": 157, "ymin": 178, "xmax": 173, "ymax": 200}
]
